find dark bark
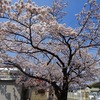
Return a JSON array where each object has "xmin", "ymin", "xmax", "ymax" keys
[
  {"xmin": 52, "ymin": 67, "xmax": 69, "ymax": 100},
  {"xmin": 54, "ymin": 88, "xmax": 68, "ymax": 100},
  {"xmin": 21, "ymin": 83, "xmax": 31, "ymax": 100},
  {"xmin": 52, "ymin": 81, "xmax": 69, "ymax": 100}
]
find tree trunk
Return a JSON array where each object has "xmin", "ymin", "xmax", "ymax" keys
[
  {"xmin": 60, "ymin": 89, "xmax": 68, "ymax": 100},
  {"xmin": 53, "ymin": 83, "xmax": 69, "ymax": 100},
  {"xmin": 21, "ymin": 83, "xmax": 29, "ymax": 100},
  {"xmin": 53, "ymin": 82, "xmax": 68, "ymax": 100},
  {"xmin": 56, "ymin": 89, "xmax": 68, "ymax": 100}
]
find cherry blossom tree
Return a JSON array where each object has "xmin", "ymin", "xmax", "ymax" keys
[{"xmin": 0, "ymin": 0, "xmax": 100, "ymax": 100}]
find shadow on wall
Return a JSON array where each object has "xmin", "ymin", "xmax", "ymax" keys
[
  {"xmin": 0, "ymin": 81, "xmax": 21, "ymax": 100},
  {"xmin": 13, "ymin": 84, "xmax": 22, "ymax": 100},
  {"xmin": 13, "ymin": 88, "xmax": 19, "ymax": 100},
  {"xmin": 0, "ymin": 85, "xmax": 11, "ymax": 100}
]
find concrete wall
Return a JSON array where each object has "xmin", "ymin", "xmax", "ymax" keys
[{"xmin": 0, "ymin": 80, "xmax": 21, "ymax": 100}]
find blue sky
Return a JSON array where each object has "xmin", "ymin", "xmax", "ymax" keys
[
  {"xmin": 27, "ymin": 0, "xmax": 100, "ymax": 27},
  {"xmin": 10, "ymin": 0, "xmax": 87, "ymax": 28},
  {"xmin": 32, "ymin": 0, "xmax": 100, "ymax": 28},
  {"xmin": 30, "ymin": 0, "xmax": 87, "ymax": 27},
  {"xmin": 7, "ymin": 0, "xmax": 100, "ymax": 28}
]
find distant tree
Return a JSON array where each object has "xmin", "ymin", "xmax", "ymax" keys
[{"xmin": 0, "ymin": 0, "xmax": 100, "ymax": 100}]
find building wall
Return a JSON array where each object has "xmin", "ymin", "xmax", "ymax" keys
[{"xmin": 0, "ymin": 80, "xmax": 21, "ymax": 100}]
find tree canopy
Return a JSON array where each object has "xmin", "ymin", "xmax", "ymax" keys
[{"xmin": 0, "ymin": 0, "xmax": 100, "ymax": 100}]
